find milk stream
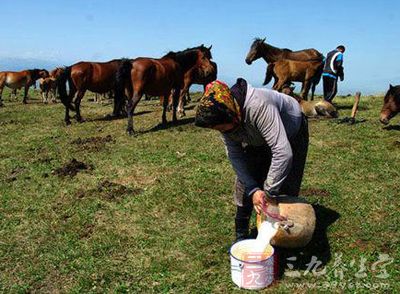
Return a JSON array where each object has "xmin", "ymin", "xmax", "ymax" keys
[{"xmin": 253, "ymin": 221, "xmax": 278, "ymax": 252}]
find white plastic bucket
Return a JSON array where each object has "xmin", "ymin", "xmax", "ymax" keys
[{"xmin": 229, "ymin": 239, "xmax": 276, "ymax": 290}]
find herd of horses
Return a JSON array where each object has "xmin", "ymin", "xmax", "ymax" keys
[{"xmin": 0, "ymin": 38, "xmax": 398, "ymax": 130}]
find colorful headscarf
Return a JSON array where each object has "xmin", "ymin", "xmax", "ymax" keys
[{"xmin": 195, "ymin": 80, "xmax": 242, "ymax": 128}]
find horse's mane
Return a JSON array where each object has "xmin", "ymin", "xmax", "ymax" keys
[
  {"xmin": 387, "ymin": 85, "xmax": 400, "ymax": 101},
  {"xmin": 162, "ymin": 45, "xmax": 212, "ymax": 70},
  {"xmin": 163, "ymin": 45, "xmax": 212, "ymax": 60}
]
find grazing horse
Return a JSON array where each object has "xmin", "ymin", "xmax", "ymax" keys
[
  {"xmin": 263, "ymin": 59, "xmax": 323, "ymax": 100},
  {"xmin": 380, "ymin": 84, "xmax": 400, "ymax": 125},
  {"xmin": 117, "ymin": 45, "xmax": 214, "ymax": 135},
  {"xmin": 39, "ymin": 77, "xmax": 57, "ymax": 103},
  {"xmin": 245, "ymin": 38, "xmax": 324, "ymax": 100},
  {"xmin": 0, "ymin": 69, "xmax": 49, "ymax": 105},
  {"xmin": 56, "ymin": 59, "xmax": 130, "ymax": 125},
  {"xmin": 164, "ymin": 59, "xmax": 218, "ymax": 116}
]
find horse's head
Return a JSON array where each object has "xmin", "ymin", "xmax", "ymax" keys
[
  {"xmin": 30, "ymin": 69, "xmax": 49, "ymax": 80},
  {"xmin": 50, "ymin": 67, "xmax": 65, "ymax": 80},
  {"xmin": 246, "ymin": 38, "xmax": 266, "ymax": 65},
  {"xmin": 380, "ymin": 84, "xmax": 400, "ymax": 125},
  {"xmin": 38, "ymin": 69, "xmax": 49, "ymax": 78},
  {"xmin": 196, "ymin": 45, "xmax": 215, "ymax": 78}
]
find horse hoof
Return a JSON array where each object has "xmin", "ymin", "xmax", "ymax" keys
[
  {"xmin": 127, "ymin": 130, "xmax": 136, "ymax": 136},
  {"xmin": 77, "ymin": 118, "xmax": 86, "ymax": 123},
  {"xmin": 65, "ymin": 121, "xmax": 71, "ymax": 126}
]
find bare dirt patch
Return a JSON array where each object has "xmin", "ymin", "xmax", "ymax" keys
[
  {"xmin": 53, "ymin": 159, "xmax": 93, "ymax": 177},
  {"xmin": 71, "ymin": 135, "xmax": 115, "ymax": 152},
  {"xmin": 5, "ymin": 167, "xmax": 24, "ymax": 182},
  {"xmin": 74, "ymin": 180, "xmax": 143, "ymax": 202},
  {"xmin": 300, "ymin": 188, "xmax": 331, "ymax": 197}
]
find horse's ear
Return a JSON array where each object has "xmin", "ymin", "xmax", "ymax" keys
[
  {"xmin": 262, "ymin": 37, "xmax": 266, "ymax": 43},
  {"xmin": 389, "ymin": 84, "xmax": 394, "ymax": 90},
  {"xmin": 208, "ymin": 45, "xmax": 212, "ymax": 50},
  {"xmin": 200, "ymin": 44, "xmax": 204, "ymax": 47}
]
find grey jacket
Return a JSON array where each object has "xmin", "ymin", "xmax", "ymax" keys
[{"xmin": 222, "ymin": 84, "xmax": 302, "ymax": 196}]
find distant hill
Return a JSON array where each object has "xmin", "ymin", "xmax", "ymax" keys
[{"xmin": 0, "ymin": 57, "xmax": 62, "ymax": 71}]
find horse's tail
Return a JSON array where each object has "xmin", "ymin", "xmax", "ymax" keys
[
  {"xmin": 115, "ymin": 59, "xmax": 132, "ymax": 92},
  {"xmin": 56, "ymin": 66, "xmax": 75, "ymax": 111},
  {"xmin": 114, "ymin": 59, "xmax": 132, "ymax": 116},
  {"xmin": 263, "ymin": 63, "xmax": 275, "ymax": 86}
]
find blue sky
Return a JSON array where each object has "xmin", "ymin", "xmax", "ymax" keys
[{"xmin": 0, "ymin": 0, "xmax": 399, "ymax": 94}]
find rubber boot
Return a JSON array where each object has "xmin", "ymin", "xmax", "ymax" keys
[{"xmin": 234, "ymin": 205, "xmax": 252, "ymax": 243}]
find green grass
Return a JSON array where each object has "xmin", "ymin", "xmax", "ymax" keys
[{"xmin": 0, "ymin": 89, "xmax": 399, "ymax": 293}]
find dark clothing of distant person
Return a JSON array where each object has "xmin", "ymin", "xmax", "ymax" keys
[{"xmin": 323, "ymin": 49, "xmax": 344, "ymax": 103}]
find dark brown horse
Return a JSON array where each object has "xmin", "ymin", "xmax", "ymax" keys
[
  {"xmin": 263, "ymin": 59, "xmax": 323, "ymax": 100},
  {"xmin": 164, "ymin": 59, "xmax": 218, "ymax": 116},
  {"xmin": 245, "ymin": 37, "xmax": 323, "ymax": 64},
  {"xmin": 56, "ymin": 59, "xmax": 130, "ymax": 125},
  {"xmin": 245, "ymin": 38, "xmax": 324, "ymax": 100},
  {"xmin": 117, "ymin": 45, "xmax": 214, "ymax": 135},
  {"xmin": 39, "ymin": 77, "xmax": 57, "ymax": 103},
  {"xmin": 0, "ymin": 69, "xmax": 49, "ymax": 105},
  {"xmin": 380, "ymin": 84, "xmax": 400, "ymax": 125}
]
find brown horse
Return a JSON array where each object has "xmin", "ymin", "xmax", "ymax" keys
[
  {"xmin": 245, "ymin": 38, "xmax": 324, "ymax": 100},
  {"xmin": 245, "ymin": 37, "xmax": 323, "ymax": 64},
  {"xmin": 117, "ymin": 45, "xmax": 214, "ymax": 135},
  {"xmin": 56, "ymin": 59, "xmax": 130, "ymax": 125},
  {"xmin": 263, "ymin": 59, "xmax": 323, "ymax": 100},
  {"xmin": 380, "ymin": 84, "xmax": 400, "ymax": 125},
  {"xmin": 164, "ymin": 59, "xmax": 218, "ymax": 116},
  {"xmin": 0, "ymin": 69, "xmax": 49, "ymax": 105},
  {"xmin": 39, "ymin": 77, "xmax": 57, "ymax": 103}
]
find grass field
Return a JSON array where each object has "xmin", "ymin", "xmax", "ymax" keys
[{"xmin": 0, "ymin": 89, "xmax": 399, "ymax": 293}]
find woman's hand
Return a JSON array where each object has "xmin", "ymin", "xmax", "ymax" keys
[{"xmin": 252, "ymin": 189, "xmax": 266, "ymax": 214}]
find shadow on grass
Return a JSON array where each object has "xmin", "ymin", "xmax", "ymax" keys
[
  {"xmin": 90, "ymin": 110, "xmax": 152, "ymax": 122},
  {"xmin": 382, "ymin": 125, "xmax": 400, "ymax": 131},
  {"xmin": 334, "ymin": 117, "xmax": 367, "ymax": 125},
  {"xmin": 274, "ymin": 204, "xmax": 340, "ymax": 279},
  {"xmin": 139, "ymin": 117, "xmax": 195, "ymax": 134},
  {"xmin": 335, "ymin": 105, "xmax": 369, "ymax": 111}
]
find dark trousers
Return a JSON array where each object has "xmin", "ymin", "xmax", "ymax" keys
[
  {"xmin": 234, "ymin": 116, "xmax": 309, "ymax": 220},
  {"xmin": 323, "ymin": 76, "xmax": 338, "ymax": 103}
]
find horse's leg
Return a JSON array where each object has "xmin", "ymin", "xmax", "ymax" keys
[
  {"xmin": 300, "ymin": 80, "xmax": 311, "ymax": 100},
  {"xmin": 162, "ymin": 94, "xmax": 168, "ymax": 126},
  {"xmin": 310, "ymin": 82, "xmax": 316, "ymax": 101},
  {"xmin": 272, "ymin": 77, "xmax": 279, "ymax": 89},
  {"xmin": 43, "ymin": 90, "xmax": 48, "ymax": 104},
  {"xmin": 126, "ymin": 91, "xmax": 142, "ymax": 135},
  {"xmin": 23, "ymin": 84, "xmax": 29, "ymax": 104},
  {"xmin": 167, "ymin": 91, "xmax": 173, "ymax": 112},
  {"xmin": 172, "ymin": 87, "xmax": 180, "ymax": 123},
  {"xmin": 177, "ymin": 87, "xmax": 189, "ymax": 118},
  {"xmin": 274, "ymin": 79, "xmax": 286, "ymax": 92},
  {"xmin": 51, "ymin": 88, "xmax": 56, "ymax": 103},
  {"xmin": 74, "ymin": 89, "xmax": 86, "ymax": 122}
]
